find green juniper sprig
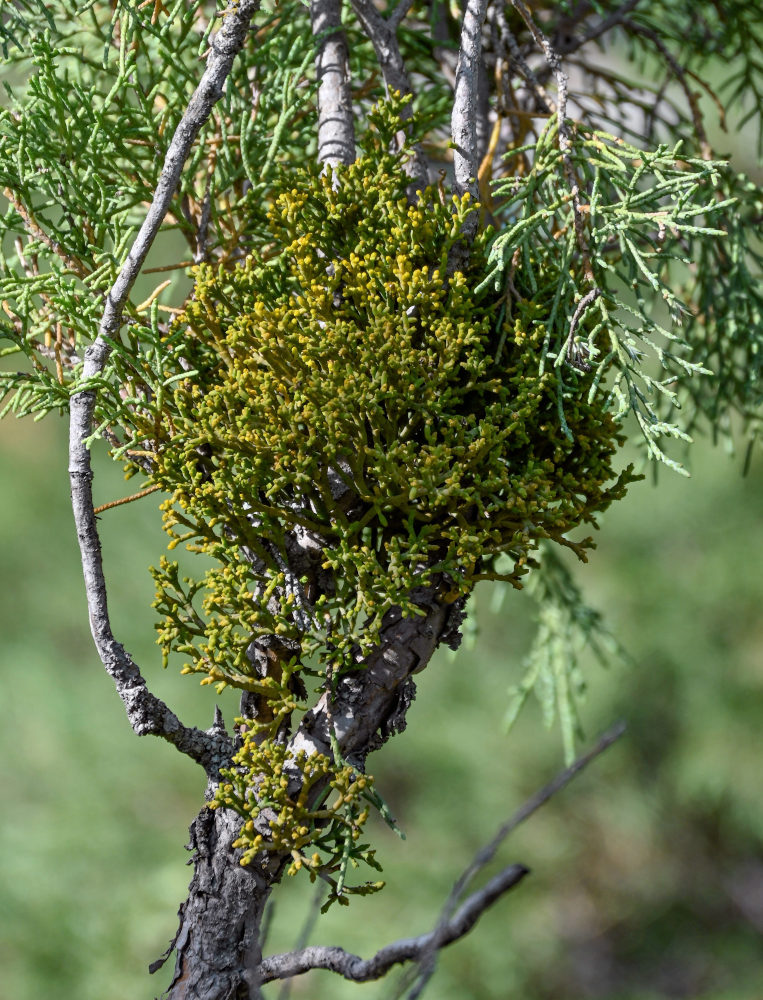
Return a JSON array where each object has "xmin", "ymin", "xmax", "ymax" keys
[{"xmin": 211, "ymin": 733, "xmax": 384, "ymax": 908}]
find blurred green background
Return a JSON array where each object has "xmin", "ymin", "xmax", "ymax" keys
[{"xmin": 1, "ymin": 408, "xmax": 762, "ymax": 1000}]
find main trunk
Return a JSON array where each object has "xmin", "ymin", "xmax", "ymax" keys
[
  {"xmin": 161, "ymin": 800, "xmax": 275, "ymax": 1000},
  {"xmin": 159, "ymin": 588, "xmax": 466, "ymax": 997}
]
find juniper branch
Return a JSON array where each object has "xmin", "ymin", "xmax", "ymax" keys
[
  {"xmin": 622, "ymin": 17, "xmax": 712, "ymax": 158},
  {"xmin": 67, "ymin": 0, "xmax": 261, "ymax": 772},
  {"xmin": 402, "ymin": 721, "xmax": 627, "ymax": 999},
  {"xmin": 560, "ymin": 0, "xmax": 643, "ymax": 53},
  {"xmin": 494, "ymin": 1, "xmax": 554, "ymax": 114},
  {"xmin": 257, "ymin": 863, "xmax": 529, "ymax": 984},
  {"xmin": 349, "ymin": 0, "xmax": 429, "ymax": 186},
  {"xmin": 511, "ymin": 0, "xmax": 594, "ymax": 284},
  {"xmin": 311, "ymin": 0, "xmax": 356, "ymax": 168}
]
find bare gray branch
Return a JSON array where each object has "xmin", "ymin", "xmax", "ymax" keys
[
  {"xmin": 451, "ymin": 0, "xmax": 489, "ymax": 206},
  {"xmin": 403, "ymin": 721, "xmax": 627, "ymax": 998},
  {"xmin": 258, "ymin": 863, "xmax": 529, "ymax": 984},
  {"xmin": 68, "ymin": 0, "xmax": 261, "ymax": 772},
  {"xmin": 389, "ymin": 0, "xmax": 414, "ymax": 29},
  {"xmin": 311, "ymin": 0, "xmax": 356, "ymax": 168},
  {"xmin": 495, "ymin": 2, "xmax": 555, "ymax": 114}
]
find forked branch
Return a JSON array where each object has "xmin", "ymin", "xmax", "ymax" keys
[
  {"xmin": 402, "ymin": 720, "xmax": 627, "ymax": 998},
  {"xmin": 349, "ymin": 0, "xmax": 429, "ymax": 186},
  {"xmin": 259, "ymin": 722, "xmax": 626, "ymax": 990}
]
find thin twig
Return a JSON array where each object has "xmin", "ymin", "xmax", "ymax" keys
[
  {"xmin": 622, "ymin": 18, "xmax": 712, "ymax": 159},
  {"xmin": 257, "ymin": 864, "xmax": 529, "ymax": 984},
  {"xmin": 195, "ymin": 142, "xmax": 217, "ymax": 263},
  {"xmin": 558, "ymin": 0, "xmax": 643, "ymax": 55},
  {"xmin": 92, "ymin": 483, "xmax": 163, "ymax": 515},
  {"xmin": 494, "ymin": 3, "xmax": 554, "ymax": 114},
  {"xmin": 5, "ymin": 188, "xmax": 91, "ymax": 279},
  {"xmin": 565, "ymin": 286, "xmax": 602, "ymax": 369},
  {"xmin": 511, "ymin": 0, "xmax": 595, "ymax": 285},
  {"xmin": 402, "ymin": 720, "xmax": 627, "ymax": 998},
  {"xmin": 67, "ymin": 0, "xmax": 260, "ymax": 775},
  {"xmin": 276, "ymin": 882, "xmax": 326, "ymax": 1000}
]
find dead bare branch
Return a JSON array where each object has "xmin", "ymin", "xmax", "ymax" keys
[
  {"xmin": 402, "ymin": 720, "xmax": 627, "ymax": 998},
  {"xmin": 494, "ymin": 2, "xmax": 555, "ymax": 114},
  {"xmin": 257, "ymin": 863, "xmax": 529, "ymax": 984},
  {"xmin": 259, "ymin": 721, "xmax": 626, "ymax": 991}
]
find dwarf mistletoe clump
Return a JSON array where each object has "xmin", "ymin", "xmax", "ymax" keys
[
  {"xmin": 105, "ymin": 107, "xmax": 637, "ymax": 884},
  {"xmin": 140, "ymin": 152, "xmax": 632, "ymax": 690}
]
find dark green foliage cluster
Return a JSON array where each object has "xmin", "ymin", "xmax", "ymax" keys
[{"xmin": 132, "ymin": 120, "xmax": 633, "ymax": 696}]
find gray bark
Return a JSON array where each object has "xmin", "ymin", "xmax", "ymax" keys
[
  {"xmin": 150, "ymin": 589, "xmax": 465, "ymax": 1000},
  {"xmin": 451, "ymin": 0, "xmax": 489, "ymax": 208},
  {"xmin": 68, "ymin": 0, "xmax": 261, "ymax": 773},
  {"xmin": 449, "ymin": 0, "xmax": 489, "ymax": 272},
  {"xmin": 311, "ymin": 0, "xmax": 356, "ymax": 168},
  {"xmin": 291, "ymin": 586, "xmax": 465, "ymax": 766},
  {"xmin": 157, "ymin": 805, "xmax": 273, "ymax": 1000},
  {"xmin": 349, "ymin": 0, "xmax": 430, "ymax": 187}
]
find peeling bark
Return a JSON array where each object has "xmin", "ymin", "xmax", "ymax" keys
[{"xmin": 292, "ymin": 586, "xmax": 464, "ymax": 766}]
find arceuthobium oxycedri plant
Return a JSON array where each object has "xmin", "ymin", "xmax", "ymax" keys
[
  {"xmin": 95, "ymin": 106, "xmax": 634, "ymax": 886},
  {"xmin": 142, "ymin": 124, "xmax": 635, "ymax": 689}
]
